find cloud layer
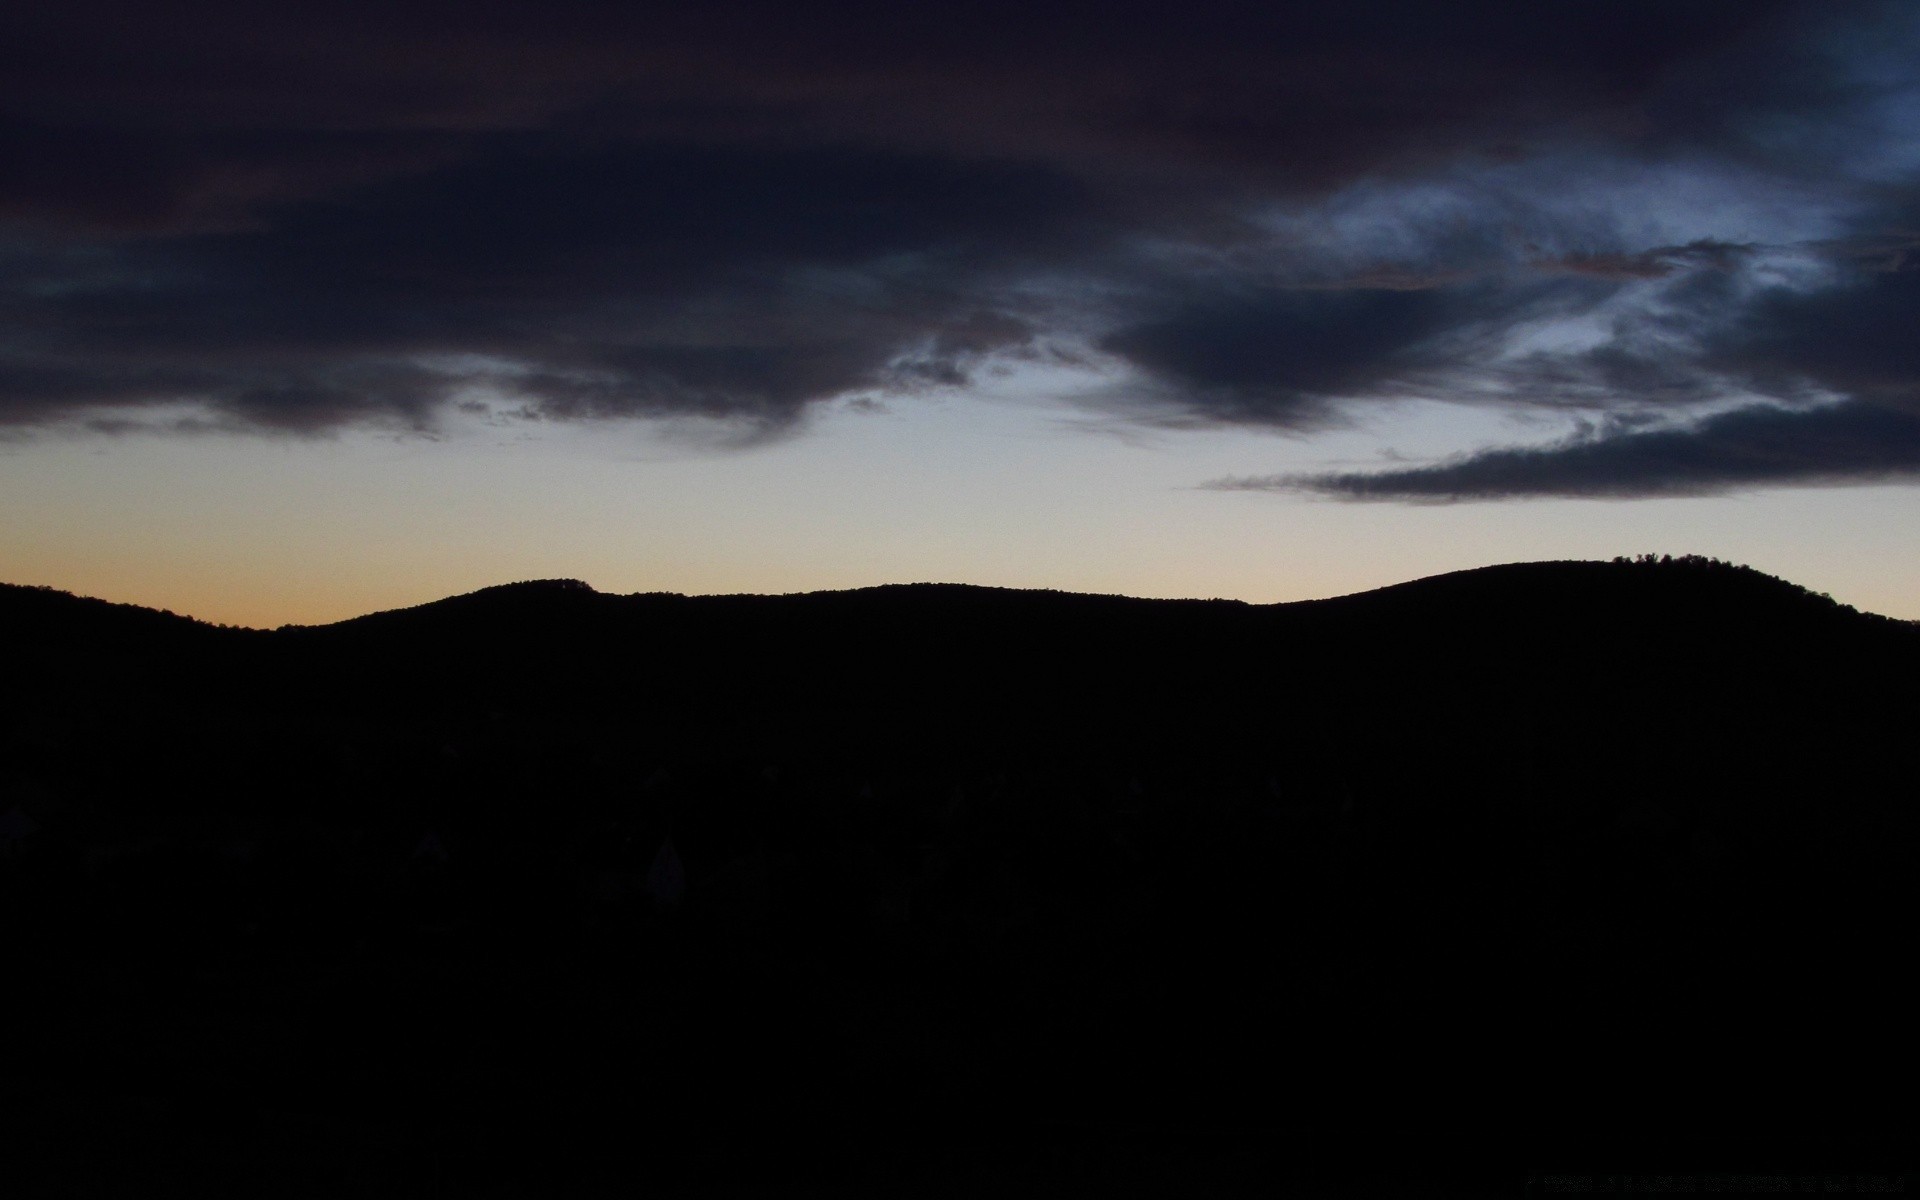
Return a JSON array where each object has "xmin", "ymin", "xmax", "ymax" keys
[
  {"xmin": 4, "ymin": 0, "xmax": 1919, "ymax": 496},
  {"xmin": 1228, "ymin": 401, "xmax": 1920, "ymax": 501}
]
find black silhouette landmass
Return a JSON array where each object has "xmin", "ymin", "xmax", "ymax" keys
[{"xmin": 2, "ymin": 557, "xmax": 1913, "ymax": 1195}]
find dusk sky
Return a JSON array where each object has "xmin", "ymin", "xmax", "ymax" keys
[{"xmin": 5, "ymin": 0, "xmax": 1920, "ymax": 625}]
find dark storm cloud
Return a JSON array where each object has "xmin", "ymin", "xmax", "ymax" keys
[
  {"xmin": 1099, "ymin": 280, "xmax": 1593, "ymax": 429},
  {"xmin": 2, "ymin": 2, "xmax": 1793, "ymax": 197},
  {"xmin": 1101, "ymin": 287, "xmax": 1454, "ymax": 427},
  {"xmin": 1254, "ymin": 216, "xmax": 1920, "ymax": 499},
  {"xmin": 1094, "ymin": 233, "xmax": 1766, "ymax": 426},
  {"xmin": 4, "ymin": 0, "xmax": 1913, "ymax": 485},
  {"xmin": 1250, "ymin": 400, "xmax": 1920, "ymax": 501},
  {"xmin": 1710, "ymin": 245, "xmax": 1920, "ymax": 404},
  {"xmin": 0, "ymin": 140, "xmax": 1086, "ymax": 431},
  {"xmin": 1530, "ymin": 240, "xmax": 1756, "ymax": 282}
]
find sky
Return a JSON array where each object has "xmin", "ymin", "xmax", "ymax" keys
[{"xmin": 5, "ymin": 0, "xmax": 1920, "ymax": 625}]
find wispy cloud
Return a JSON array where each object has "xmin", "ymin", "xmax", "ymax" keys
[{"xmin": 1222, "ymin": 400, "xmax": 1920, "ymax": 501}]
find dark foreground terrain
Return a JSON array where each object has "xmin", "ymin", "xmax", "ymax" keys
[{"xmin": 3, "ymin": 557, "xmax": 1914, "ymax": 1195}]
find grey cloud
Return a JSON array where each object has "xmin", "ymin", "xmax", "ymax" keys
[
  {"xmin": 0, "ymin": 0, "xmax": 1908, "ymax": 455},
  {"xmin": 1209, "ymin": 204, "xmax": 1920, "ymax": 499},
  {"xmin": 0, "ymin": 142, "xmax": 1083, "ymax": 433},
  {"xmin": 1099, "ymin": 283, "xmax": 1504, "ymax": 428},
  {"xmin": 1529, "ymin": 239, "xmax": 1756, "ymax": 281},
  {"xmin": 1708, "ymin": 249, "xmax": 1920, "ymax": 404},
  {"xmin": 1254, "ymin": 400, "xmax": 1920, "ymax": 500}
]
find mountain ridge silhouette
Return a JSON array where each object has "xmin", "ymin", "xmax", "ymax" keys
[{"xmin": 9, "ymin": 553, "xmax": 1909, "ymax": 634}]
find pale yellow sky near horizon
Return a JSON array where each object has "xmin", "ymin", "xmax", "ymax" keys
[{"xmin": 6, "ymin": 386, "xmax": 1920, "ymax": 627}]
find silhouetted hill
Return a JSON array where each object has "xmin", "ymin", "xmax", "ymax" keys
[
  {"xmin": 253, "ymin": 556, "xmax": 1908, "ymax": 711},
  {"xmin": 1, "ymin": 580, "xmax": 243, "ymax": 649},
  {"xmin": 2, "ymin": 561, "xmax": 1914, "ymax": 1194}
]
